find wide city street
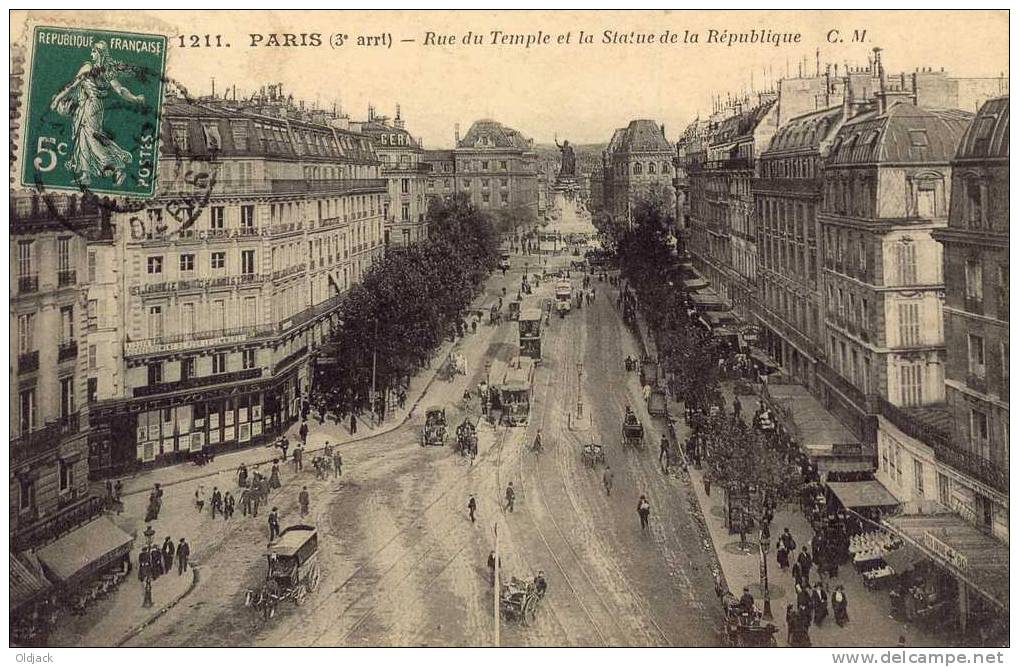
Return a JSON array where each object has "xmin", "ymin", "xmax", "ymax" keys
[{"xmin": 102, "ymin": 199, "xmax": 717, "ymax": 647}]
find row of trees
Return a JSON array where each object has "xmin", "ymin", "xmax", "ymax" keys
[
  {"xmin": 312, "ymin": 194, "xmax": 499, "ymax": 419},
  {"xmin": 613, "ymin": 190, "xmax": 797, "ymax": 503},
  {"xmin": 612, "ymin": 189, "xmax": 722, "ymax": 411}
]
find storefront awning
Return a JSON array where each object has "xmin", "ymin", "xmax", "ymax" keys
[
  {"xmin": 689, "ymin": 290, "xmax": 730, "ymax": 310},
  {"xmin": 36, "ymin": 517, "xmax": 134, "ymax": 586},
  {"xmin": 762, "ymin": 383, "xmax": 859, "ymax": 457},
  {"xmin": 819, "ymin": 459, "xmax": 875, "ymax": 476},
  {"xmin": 827, "ymin": 480, "xmax": 899, "ymax": 508},
  {"xmin": 683, "ymin": 277, "xmax": 709, "ymax": 291},
  {"xmin": 882, "ymin": 545, "xmax": 925, "ymax": 575},
  {"xmin": 884, "ymin": 513, "xmax": 1009, "ymax": 611},
  {"xmin": 10, "ymin": 552, "xmax": 52, "ymax": 611}
]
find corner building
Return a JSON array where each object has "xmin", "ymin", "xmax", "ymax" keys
[{"xmin": 87, "ymin": 94, "xmax": 386, "ymax": 476}]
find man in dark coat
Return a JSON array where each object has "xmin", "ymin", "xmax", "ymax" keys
[
  {"xmin": 161, "ymin": 536, "xmax": 175, "ymax": 573},
  {"xmin": 739, "ymin": 587, "xmax": 755, "ymax": 615},
  {"xmin": 780, "ymin": 527, "xmax": 796, "ymax": 553},
  {"xmin": 350, "ymin": 413, "xmax": 357, "ymax": 435},
  {"xmin": 149, "ymin": 545, "xmax": 163, "ymax": 578},
  {"xmin": 138, "ymin": 546, "xmax": 151, "ymax": 582},
  {"xmin": 299, "ymin": 420, "xmax": 309, "ymax": 445},
  {"xmin": 268, "ymin": 507, "xmax": 281, "ymax": 541},
  {"xmin": 812, "ymin": 583, "xmax": 828, "ymax": 625},
  {"xmin": 796, "ymin": 546, "xmax": 813, "ymax": 583},
  {"xmin": 467, "ymin": 494, "xmax": 477, "ymax": 523},
  {"xmin": 176, "ymin": 538, "xmax": 190, "ymax": 575}
]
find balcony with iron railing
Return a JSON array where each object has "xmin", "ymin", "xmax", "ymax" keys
[
  {"xmin": 876, "ymin": 396, "xmax": 1007, "ymax": 494},
  {"xmin": 132, "ymin": 273, "xmax": 266, "ymax": 296},
  {"xmin": 124, "ymin": 323, "xmax": 278, "ymax": 356},
  {"xmin": 17, "ymin": 274, "xmax": 39, "ymax": 294},
  {"xmin": 11, "ymin": 412, "xmax": 80, "ymax": 465},
  {"xmin": 12, "ymin": 495, "xmax": 106, "ymax": 552},
  {"xmin": 18, "ymin": 350, "xmax": 39, "ymax": 373},
  {"xmin": 270, "ymin": 178, "xmax": 387, "ymax": 195},
  {"xmin": 272, "ymin": 263, "xmax": 307, "ymax": 280},
  {"xmin": 133, "ymin": 367, "xmax": 263, "ymax": 398},
  {"xmin": 58, "ymin": 340, "xmax": 79, "ymax": 362},
  {"xmin": 57, "ymin": 269, "xmax": 77, "ymax": 287},
  {"xmin": 268, "ymin": 220, "xmax": 305, "ymax": 236},
  {"xmin": 964, "ymin": 296, "xmax": 985, "ymax": 316},
  {"xmin": 816, "ymin": 361, "xmax": 874, "ymax": 413}
]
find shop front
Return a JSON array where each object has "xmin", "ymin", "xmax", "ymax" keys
[
  {"xmin": 91, "ymin": 365, "xmax": 306, "ymax": 476},
  {"xmin": 884, "ymin": 512, "xmax": 1009, "ymax": 643}
]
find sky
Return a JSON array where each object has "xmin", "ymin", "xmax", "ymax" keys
[{"xmin": 12, "ymin": 10, "xmax": 1009, "ymax": 148}]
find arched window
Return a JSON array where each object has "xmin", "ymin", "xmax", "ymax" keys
[
  {"xmin": 662, "ymin": 162, "xmax": 670, "ymax": 174},
  {"xmin": 648, "ymin": 162, "xmax": 656, "ymax": 175},
  {"xmin": 633, "ymin": 162, "xmax": 642, "ymax": 175}
]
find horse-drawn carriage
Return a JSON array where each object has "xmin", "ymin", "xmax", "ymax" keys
[
  {"xmin": 621, "ymin": 410, "xmax": 644, "ymax": 449},
  {"xmin": 455, "ymin": 417, "xmax": 478, "ymax": 458},
  {"xmin": 500, "ymin": 575, "xmax": 546, "ymax": 625},
  {"xmin": 438, "ymin": 353, "xmax": 466, "ymax": 382},
  {"xmin": 717, "ymin": 582, "xmax": 778, "ymax": 647},
  {"xmin": 581, "ymin": 442, "xmax": 605, "ymax": 468},
  {"xmin": 245, "ymin": 525, "xmax": 320, "ymax": 622},
  {"xmin": 421, "ymin": 406, "xmax": 448, "ymax": 447}
]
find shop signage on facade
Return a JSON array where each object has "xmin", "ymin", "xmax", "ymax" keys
[{"xmin": 923, "ymin": 530, "xmax": 968, "ymax": 570}]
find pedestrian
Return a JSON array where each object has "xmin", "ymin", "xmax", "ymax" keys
[
  {"xmin": 732, "ymin": 397, "xmax": 742, "ymax": 419},
  {"xmin": 487, "ymin": 551, "xmax": 501, "ymax": 587},
  {"xmin": 299, "ymin": 487, "xmax": 310, "ymax": 516},
  {"xmin": 251, "ymin": 483, "xmax": 262, "ymax": 517},
  {"xmin": 294, "ymin": 444, "xmax": 304, "ymax": 473},
  {"xmin": 812, "ymin": 582, "xmax": 828, "ymax": 626},
  {"xmin": 467, "ymin": 494, "xmax": 477, "ymax": 524},
  {"xmin": 114, "ymin": 479, "xmax": 123, "ymax": 503},
  {"xmin": 281, "ymin": 436, "xmax": 290, "ymax": 462},
  {"xmin": 268, "ymin": 507, "xmax": 281, "ymax": 542},
  {"xmin": 153, "ymin": 544, "xmax": 166, "ymax": 578},
  {"xmin": 797, "ymin": 546, "xmax": 813, "ymax": 583},
  {"xmin": 832, "ymin": 585, "xmax": 849, "ymax": 626},
  {"xmin": 238, "ymin": 463, "xmax": 249, "ymax": 488},
  {"xmin": 145, "ymin": 491, "xmax": 160, "ymax": 523},
  {"xmin": 211, "ymin": 487, "xmax": 222, "ymax": 518},
  {"xmin": 780, "ymin": 527, "xmax": 796, "ymax": 552},
  {"xmin": 739, "ymin": 586, "xmax": 755, "ymax": 615},
  {"xmin": 637, "ymin": 494, "xmax": 651, "ymax": 532},
  {"xmin": 270, "ymin": 461, "xmax": 282, "ymax": 490},
  {"xmin": 137, "ymin": 545, "xmax": 151, "ymax": 582},
  {"xmin": 176, "ymin": 538, "xmax": 190, "ymax": 575},
  {"xmin": 161, "ymin": 536, "xmax": 175, "ymax": 573},
  {"xmin": 504, "ymin": 482, "xmax": 515, "ymax": 512},
  {"xmin": 333, "ymin": 451, "xmax": 343, "ymax": 478},
  {"xmin": 350, "ymin": 413, "xmax": 357, "ymax": 435},
  {"xmin": 795, "ymin": 583, "xmax": 812, "ymax": 626},
  {"xmin": 776, "ymin": 540, "xmax": 790, "ymax": 570},
  {"xmin": 224, "ymin": 491, "xmax": 235, "ymax": 519},
  {"xmin": 142, "ymin": 577, "xmax": 153, "ymax": 608},
  {"xmin": 602, "ymin": 465, "xmax": 614, "ymax": 496},
  {"xmin": 299, "ymin": 420, "xmax": 309, "ymax": 445},
  {"xmin": 241, "ymin": 486, "xmax": 252, "ymax": 517},
  {"xmin": 787, "ymin": 604, "xmax": 811, "ymax": 647},
  {"xmin": 659, "ymin": 435, "xmax": 669, "ymax": 471}
]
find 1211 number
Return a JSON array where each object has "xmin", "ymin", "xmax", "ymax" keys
[{"xmin": 176, "ymin": 34, "xmax": 227, "ymax": 48}]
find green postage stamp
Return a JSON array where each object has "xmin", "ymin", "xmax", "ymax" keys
[{"xmin": 20, "ymin": 26, "xmax": 167, "ymax": 197}]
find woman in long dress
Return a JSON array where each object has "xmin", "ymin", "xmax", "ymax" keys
[{"xmin": 49, "ymin": 41, "xmax": 145, "ymax": 186}]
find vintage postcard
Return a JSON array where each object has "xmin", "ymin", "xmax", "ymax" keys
[{"xmin": 8, "ymin": 9, "xmax": 1009, "ymax": 655}]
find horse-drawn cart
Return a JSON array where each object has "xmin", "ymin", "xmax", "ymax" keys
[
  {"xmin": 455, "ymin": 417, "xmax": 479, "ymax": 459},
  {"xmin": 717, "ymin": 583, "xmax": 778, "ymax": 647},
  {"xmin": 245, "ymin": 525, "xmax": 320, "ymax": 622},
  {"xmin": 582, "ymin": 442, "xmax": 605, "ymax": 468},
  {"xmin": 500, "ymin": 576, "xmax": 545, "ymax": 625},
  {"xmin": 621, "ymin": 411, "xmax": 644, "ymax": 449},
  {"xmin": 421, "ymin": 406, "xmax": 448, "ymax": 447}
]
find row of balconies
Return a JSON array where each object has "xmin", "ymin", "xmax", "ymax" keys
[
  {"xmin": 273, "ymin": 263, "xmax": 307, "ymax": 280},
  {"xmin": 16, "ymin": 270, "xmax": 79, "ymax": 294},
  {"xmin": 124, "ymin": 323, "xmax": 278, "ymax": 356},
  {"xmin": 875, "ymin": 395, "xmax": 1008, "ymax": 494},
  {"xmin": 269, "ymin": 178, "xmax": 387, "ymax": 195},
  {"xmin": 132, "ymin": 273, "xmax": 266, "ymax": 296},
  {"xmin": 15, "ymin": 342, "xmax": 78, "ymax": 372},
  {"xmin": 133, "ymin": 367, "xmax": 263, "ymax": 398},
  {"xmin": 11, "ymin": 412, "xmax": 81, "ymax": 466}
]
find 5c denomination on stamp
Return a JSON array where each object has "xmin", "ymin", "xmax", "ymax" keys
[{"xmin": 20, "ymin": 26, "xmax": 167, "ymax": 197}]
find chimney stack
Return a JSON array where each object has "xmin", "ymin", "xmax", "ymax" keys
[
  {"xmin": 874, "ymin": 47, "xmax": 888, "ymax": 114},
  {"xmin": 455, "ymin": 123, "xmax": 460, "ymax": 145}
]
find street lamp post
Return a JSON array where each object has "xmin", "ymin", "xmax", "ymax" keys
[
  {"xmin": 371, "ymin": 319, "xmax": 379, "ymax": 426},
  {"xmin": 759, "ymin": 528, "xmax": 772, "ymax": 620}
]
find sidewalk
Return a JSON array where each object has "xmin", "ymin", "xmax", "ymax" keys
[{"xmin": 678, "ymin": 382, "xmax": 951, "ymax": 648}]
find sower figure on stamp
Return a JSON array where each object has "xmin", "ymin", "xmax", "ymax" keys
[{"xmin": 49, "ymin": 41, "xmax": 146, "ymax": 187}]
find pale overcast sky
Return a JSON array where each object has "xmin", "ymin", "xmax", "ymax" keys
[{"xmin": 13, "ymin": 10, "xmax": 1009, "ymax": 147}]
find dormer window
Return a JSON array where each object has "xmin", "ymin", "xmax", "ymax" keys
[{"xmin": 908, "ymin": 130, "xmax": 929, "ymax": 147}]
